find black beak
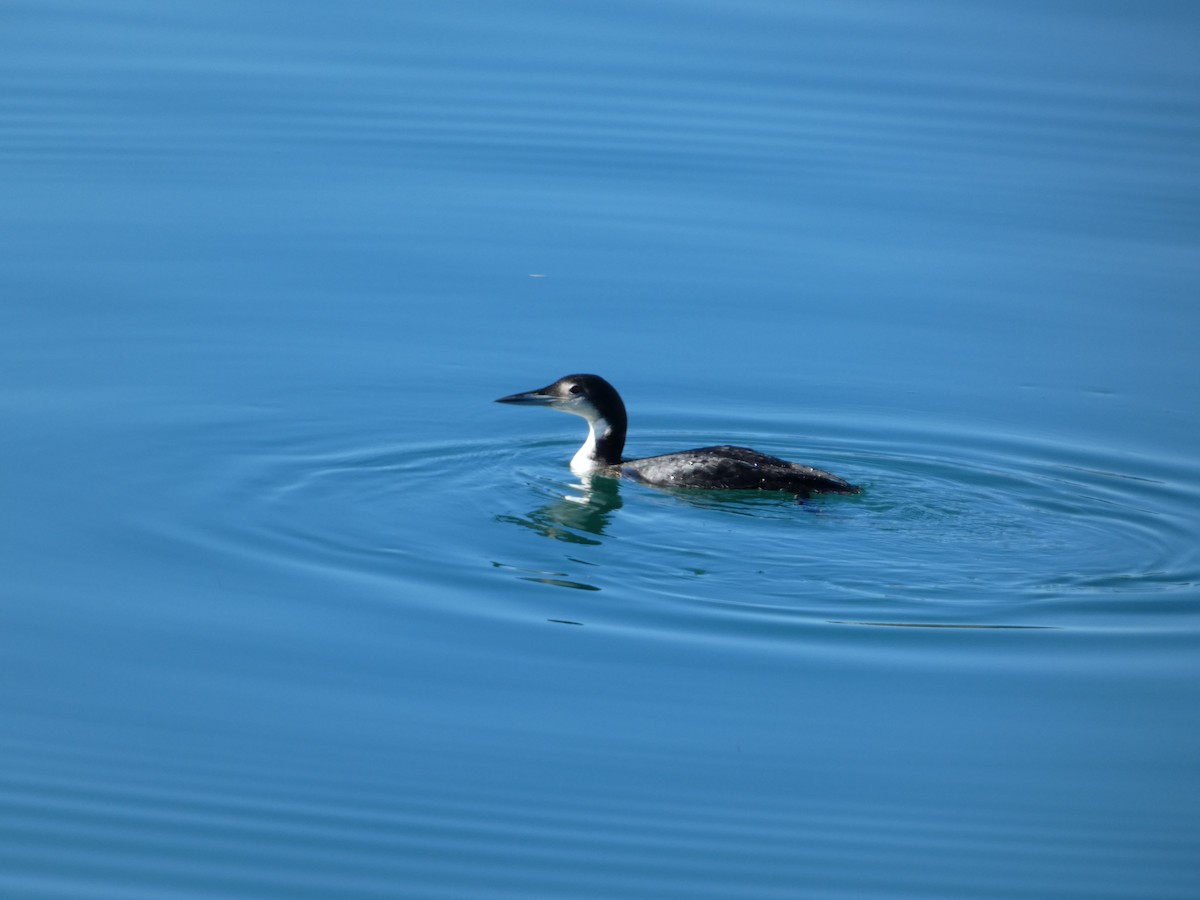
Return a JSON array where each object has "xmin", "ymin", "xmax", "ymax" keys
[{"xmin": 495, "ymin": 387, "xmax": 556, "ymax": 405}]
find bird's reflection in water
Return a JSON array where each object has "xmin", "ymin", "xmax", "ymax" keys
[{"xmin": 496, "ymin": 474, "xmax": 623, "ymax": 544}]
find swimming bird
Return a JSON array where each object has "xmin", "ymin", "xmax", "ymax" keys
[{"xmin": 496, "ymin": 374, "xmax": 860, "ymax": 495}]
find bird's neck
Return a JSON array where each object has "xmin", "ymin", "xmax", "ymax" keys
[{"xmin": 570, "ymin": 416, "xmax": 624, "ymax": 473}]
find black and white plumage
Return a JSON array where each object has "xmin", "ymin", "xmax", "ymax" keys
[{"xmin": 496, "ymin": 374, "xmax": 860, "ymax": 496}]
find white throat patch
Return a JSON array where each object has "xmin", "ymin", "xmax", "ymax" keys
[{"xmin": 569, "ymin": 417, "xmax": 609, "ymax": 473}]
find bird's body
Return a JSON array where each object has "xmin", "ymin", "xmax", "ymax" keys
[
  {"xmin": 496, "ymin": 374, "xmax": 859, "ymax": 496},
  {"xmin": 616, "ymin": 444, "xmax": 857, "ymax": 492}
]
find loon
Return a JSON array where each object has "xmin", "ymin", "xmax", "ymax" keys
[{"xmin": 496, "ymin": 374, "xmax": 860, "ymax": 495}]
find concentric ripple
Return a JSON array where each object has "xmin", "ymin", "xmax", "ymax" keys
[{"xmin": 168, "ymin": 417, "xmax": 1200, "ymax": 642}]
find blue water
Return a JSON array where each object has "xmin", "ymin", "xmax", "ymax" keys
[{"xmin": 4, "ymin": 2, "xmax": 1200, "ymax": 897}]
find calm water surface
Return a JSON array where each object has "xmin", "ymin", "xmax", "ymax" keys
[{"xmin": 3, "ymin": 1, "xmax": 1199, "ymax": 897}]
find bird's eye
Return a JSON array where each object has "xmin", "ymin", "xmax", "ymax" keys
[{"xmin": 568, "ymin": 384, "xmax": 582, "ymax": 394}]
